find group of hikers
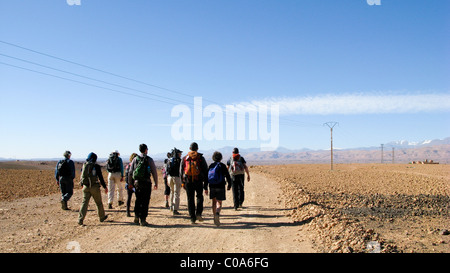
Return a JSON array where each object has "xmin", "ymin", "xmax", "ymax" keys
[{"xmin": 54, "ymin": 142, "xmax": 250, "ymax": 227}]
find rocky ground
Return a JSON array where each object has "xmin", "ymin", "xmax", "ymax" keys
[
  {"xmin": 0, "ymin": 161, "xmax": 314, "ymax": 253},
  {"xmin": 252, "ymin": 163, "xmax": 449, "ymax": 253},
  {"xmin": 1, "ymin": 161, "xmax": 448, "ymax": 253}
]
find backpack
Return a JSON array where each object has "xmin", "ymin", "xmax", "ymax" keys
[
  {"xmin": 106, "ymin": 153, "xmax": 121, "ymax": 172},
  {"xmin": 57, "ymin": 159, "xmax": 71, "ymax": 177},
  {"xmin": 80, "ymin": 161, "xmax": 98, "ymax": 187},
  {"xmin": 184, "ymin": 155, "xmax": 201, "ymax": 179},
  {"xmin": 132, "ymin": 155, "xmax": 149, "ymax": 181},
  {"xmin": 167, "ymin": 157, "xmax": 181, "ymax": 176},
  {"xmin": 229, "ymin": 157, "xmax": 245, "ymax": 175},
  {"xmin": 208, "ymin": 162, "xmax": 224, "ymax": 185}
]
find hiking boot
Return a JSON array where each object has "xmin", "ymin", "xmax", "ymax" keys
[
  {"xmin": 100, "ymin": 215, "xmax": 108, "ymax": 222},
  {"xmin": 134, "ymin": 217, "xmax": 140, "ymax": 224},
  {"xmin": 196, "ymin": 215, "xmax": 204, "ymax": 222},
  {"xmin": 165, "ymin": 201, "xmax": 169, "ymax": 208},
  {"xmin": 108, "ymin": 203, "xmax": 113, "ymax": 209},
  {"xmin": 214, "ymin": 213, "xmax": 220, "ymax": 227},
  {"xmin": 190, "ymin": 218, "xmax": 196, "ymax": 224},
  {"xmin": 78, "ymin": 219, "xmax": 83, "ymax": 226},
  {"xmin": 173, "ymin": 210, "xmax": 181, "ymax": 215},
  {"xmin": 61, "ymin": 200, "xmax": 69, "ymax": 210},
  {"xmin": 140, "ymin": 220, "xmax": 149, "ymax": 226}
]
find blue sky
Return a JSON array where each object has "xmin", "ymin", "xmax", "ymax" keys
[{"xmin": 0, "ymin": 0, "xmax": 449, "ymax": 159}]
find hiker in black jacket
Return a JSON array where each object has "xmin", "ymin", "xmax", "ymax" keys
[
  {"xmin": 127, "ymin": 144, "xmax": 158, "ymax": 226},
  {"xmin": 180, "ymin": 142, "xmax": 208, "ymax": 224},
  {"xmin": 227, "ymin": 148, "xmax": 251, "ymax": 210},
  {"xmin": 55, "ymin": 151, "xmax": 76, "ymax": 210}
]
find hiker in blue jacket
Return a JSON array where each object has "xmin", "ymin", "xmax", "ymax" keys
[
  {"xmin": 55, "ymin": 151, "xmax": 76, "ymax": 210},
  {"xmin": 207, "ymin": 151, "xmax": 232, "ymax": 227}
]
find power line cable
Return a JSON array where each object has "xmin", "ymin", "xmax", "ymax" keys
[
  {"xmin": 0, "ymin": 40, "xmax": 322, "ymax": 128},
  {"xmin": 0, "ymin": 61, "xmax": 177, "ymax": 105},
  {"xmin": 0, "ymin": 60, "xmax": 308, "ymax": 130},
  {"xmin": 0, "ymin": 52, "xmax": 192, "ymax": 106},
  {"xmin": 0, "ymin": 40, "xmax": 217, "ymax": 104}
]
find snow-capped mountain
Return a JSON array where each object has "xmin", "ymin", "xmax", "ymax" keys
[{"xmin": 385, "ymin": 137, "xmax": 450, "ymax": 148}]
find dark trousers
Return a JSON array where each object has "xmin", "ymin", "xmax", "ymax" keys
[
  {"xmin": 134, "ymin": 182, "xmax": 152, "ymax": 220},
  {"xmin": 59, "ymin": 177, "xmax": 74, "ymax": 202},
  {"xmin": 185, "ymin": 179, "xmax": 204, "ymax": 221},
  {"xmin": 232, "ymin": 174, "xmax": 245, "ymax": 209},
  {"xmin": 126, "ymin": 188, "xmax": 134, "ymax": 213}
]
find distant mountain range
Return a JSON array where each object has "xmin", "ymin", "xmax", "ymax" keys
[
  {"xmin": 156, "ymin": 138, "xmax": 450, "ymax": 164},
  {"xmin": 1, "ymin": 137, "xmax": 449, "ymax": 164}
]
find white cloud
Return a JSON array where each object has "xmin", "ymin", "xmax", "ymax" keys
[{"xmin": 247, "ymin": 93, "xmax": 450, "ymax": 116}]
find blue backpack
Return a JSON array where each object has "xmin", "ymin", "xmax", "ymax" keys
[{"xmin": 208, "ymin": 162, "xmax": 224, "ymax": 185}]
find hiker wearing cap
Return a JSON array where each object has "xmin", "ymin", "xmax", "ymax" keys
[
  {"xmin": 127, "ymin": 144, "xmax": 158, "ymax": 226},
  {"xmin": 78, "ymin": 152, "xmax": 109, "ymax": 225},
  {"xmin": 180, "ymin": 142, "xmax": 208, "ymax": 224},
  {"xmin": 55, "ymin": 151, "xmax": 76, "ymax": 210},
  {"xmin": 207, "ymin": 151, "xmax": 232, "ymax": 227},
  {"xmin": 125, "ymin": 153, "xmax": 138, "ymax": 217},
  {"xmin": 166, "ymin": 148, "xmax": 183, "ymax": 215},
  {"xmin": 106, "ymin": 150, "xmax": 124, "ymax": 209},
  {"xmin": 227, "ymin": 148, "xmax": 250, "ymax": 210}
]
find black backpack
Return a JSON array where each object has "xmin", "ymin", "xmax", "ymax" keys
[
  {"xmin": 107, "ymin": 153, "xmax": 121, "ymax": 172},
  {"xmin": 57, "ymin": 159, "xmax": 71, "ymax": 177},
  {"xmin": 167, "ymin": 157, "xmax": 181, "ymax": 176}
]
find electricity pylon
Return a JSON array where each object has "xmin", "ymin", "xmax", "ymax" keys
[{"xmin": 324, "ymin": 122, "xmax": 338, "ymax": 170}]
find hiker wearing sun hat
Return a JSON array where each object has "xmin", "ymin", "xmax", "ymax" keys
[
  {"xmin": 55, "ymin": 150, "xmax": 76, "ymax": 210},
  {"xmin": 106, "ymin": 149, "xmax": 124, "ymax": 209}
]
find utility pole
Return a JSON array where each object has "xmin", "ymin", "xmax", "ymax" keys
[
  {"xmin": 392, "ymin": 147, "xmax": 395, "ymax": 164},
  {"xmin": 324, "ymin": 122, "xmax": 338, "ymax": 170},
  {"xmin": 380, "ymin": 144, "xmax": 384, "ymax": 164}
]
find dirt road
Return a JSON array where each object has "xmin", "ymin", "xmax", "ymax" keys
[{"xmin": 0, "ymin": 172, "xmax": 315, "ymax": 253}]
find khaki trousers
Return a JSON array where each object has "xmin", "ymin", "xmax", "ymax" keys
[
  {"xmin": 78, "ymin": 184, "xmax": 106, "ymax": 222},
  {"xmin": 168, "ymin": 175, "xmax": 182, "ymax": 211},
  {"xmin": 107, "ymin": 172, "xmax": 124, "ymax": 204}
]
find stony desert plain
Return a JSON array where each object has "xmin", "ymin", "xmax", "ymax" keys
[{"xmin": 0, "ymin": 160, "xmax": 448, "ymax": 253}]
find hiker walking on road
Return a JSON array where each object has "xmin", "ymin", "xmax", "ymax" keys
[
  {"xmin": 162, "ymin": 152, "xmax": 171, "ymax": 209},
  {"xmin": 180, "ymin": 142, "xmax": 208, "ymax": 224},
  {"xmin": 106, "ymin": 150, "xmax": 124, "ymax": 209},
  {"xmin": 227, "ymin": 148, "xmax": 250, "ymax": 210},
  {"xmin": 125, "ymin": 153, "xmax": 138, "ymax": 217},
  {"xmin": 128, "ymin": 144, "xmax": 158, "ymax": 226},
  {"xmin": 78, "ymin": 152, "xmax": 109, "ymax": 225},
  {"xmin": 207, "ymin": 151, "xmax": 232, "ymax": 227},
  {"xmin": 166, "ymin": 148, "xmax": 183, "ymax": 215},
  {"xmin": 55, "ymin": 150, "xmax": 76, "ymax": 210}
]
